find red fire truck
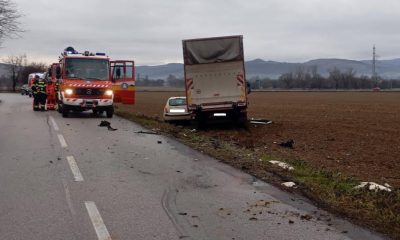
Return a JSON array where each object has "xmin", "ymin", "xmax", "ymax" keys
[{"xmin": 51, "ymin": 47, "xmax": 135, "ymax": 118}]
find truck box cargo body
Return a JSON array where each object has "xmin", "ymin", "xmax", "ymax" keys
[{"xmin": 182, "ymin": 35, "xmax": 248, "ymax": 122}]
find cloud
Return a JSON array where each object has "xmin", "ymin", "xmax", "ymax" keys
[{"xmin": 1, "ymin": 0, "xmax": 400, "ymax": 65}]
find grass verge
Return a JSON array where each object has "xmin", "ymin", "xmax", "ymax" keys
[{"xmin": 116, "ymin": 106, "xmax": 400, "ymax": 239}]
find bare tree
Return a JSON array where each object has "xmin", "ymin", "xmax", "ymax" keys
[
  {"xmin": 328, "ymin": 67, "xmax": 341, "ymax": 90},
  {"xmin": 310, "ymin": 65, "xmax": 324, "ymax": 89},
  {"xmin": 0, "ymin": 0, "xmax": 23, "ymax": 44},
  {"xmin": 278, "ymin": 72, "xmax": 294, "ymax": 89},
  {"xmin": 5, "ymin": 54, "xmax": 26, "ymax": 92},
  {"xmin": 20, "ymin": 61, "xmax": 47, "ymax": 84}
]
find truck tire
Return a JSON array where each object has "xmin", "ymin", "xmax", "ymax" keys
[
  {"xmin": 194, "ymin": 112, "xmax": 206, "ymax": 129},
  {"xmin": 106, "ymin": 106, "xmax": 114, "ymax": 118},
  {"xmin": 233, "ymin": 111, "xmax": 248, "ymax": 128},
  {"xmin": 62, "ymin": 106, "xmax": 69, "ymax": 118}
]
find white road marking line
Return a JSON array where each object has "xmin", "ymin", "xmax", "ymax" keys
[
  {"xmin": 49, "ymin": 116, "xmax": 59, "ymax": 131},
  {"xmin": 85, "ymin": 201, "xmax": 112, "ymax": 240},
  {"xmin": 57, "ymin": 134, "xmax": 68, "ymax": 148},
  {"xmin": 66, "ymin": 156, "xmax": 84, "ymax": 182},
  {"xmin": 62, "ymin": 179, "xmax": 76, "ymax": 215}
]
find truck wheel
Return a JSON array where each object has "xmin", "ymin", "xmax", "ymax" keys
[
  {"xmin": 233, "ymin": 111, "xmax": 248, "ymax": 128},
  {"xmin": 106, "ymin": 106, "xmax": 114, "ymax": 118},
  {"xmin": 62, "ymin": 106, "xmax": 69, "ymax": 118},
  {"xmin": 194, "ymin": 112, "xmax": 206, "ymax": 129}
]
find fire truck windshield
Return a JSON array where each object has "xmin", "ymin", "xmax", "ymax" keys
[{"xmin": 65, "ymin": 58, "xmax": 109, "ymax": 80}]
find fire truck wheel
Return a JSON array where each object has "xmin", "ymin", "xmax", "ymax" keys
[
  {"xmin": 62, "ymin": 106, "xmax": 69, "ymax": 118},
  {"xmin": 106, "ymin": 106, "xmax": 114, "ymax": 118}
]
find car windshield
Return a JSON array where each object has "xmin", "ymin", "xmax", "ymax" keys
[
  {"xmin": 169, "ymin": 98, "xmax": 186, "ymax": 106},
  {"xmin": 65, "ymin": 58, "xmax": 109, "ymax": 80}
]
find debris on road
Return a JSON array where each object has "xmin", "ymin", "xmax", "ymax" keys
[
  {"xmin": 98, "ymin": 121, "xmax": 109, "ymax": 126},
  {"xmin": 135, "ymin": 130, "xmax": 159, "ymax": 135},
  {"xmin": 282, "ymin": 182, "xmax": 296, "ymax": 188},
  {"xmin": 249, "ymin": 118, "xmax": 273, "ymax": 125},
  {"xmin": 98, "ymin": 121, "xmax": 117, "ymax": 131},
  {"xmin": 269, "ymin": 160, "xmax": 294, "ymax": 171},
  {"xmin": 157, "ymin": 140, "xmax": 162, "ymax": 144},
  {"xmin": 277, "ymin": 139, "xmax": 295, "ymax": 148},
  {"xmin": 300, "ymin": 214, "xmax": 313, "ymax": 221},
  {"xmin": 354, "ymin": 182, "xmax": 392, "ymax": 192},
  {"xmin": 138, "ymin": 170, "xmax": 153, "ymax": 175}
]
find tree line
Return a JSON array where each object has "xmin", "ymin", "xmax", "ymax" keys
[
  {"xmin": 135, "ymin": 74, "xmax": 184, "ymax": 87},
  {"xmin": 249, "ymin": 66, "xmax": 400, "ymax": 90},
  {"xmin": 0, "ymin": 54, "xmax": 47, "ymax": 91}
]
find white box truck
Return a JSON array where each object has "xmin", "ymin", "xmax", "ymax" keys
[{"xmin": 182, "ymin": 35, "xmax": 249, "ymax": 125}]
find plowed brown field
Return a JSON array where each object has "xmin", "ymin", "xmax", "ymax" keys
[{"xmin": 122, "ymin": 91, "xmax": 400, "ymax": 187}]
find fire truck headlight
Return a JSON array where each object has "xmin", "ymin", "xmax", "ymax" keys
[
  {"xmin": 65, "ymin": 89, "xmax": 73, "ymax": 95},
  {"xmin": 105, "ymin": 90, "xmax": 113, "ymax": 96}
]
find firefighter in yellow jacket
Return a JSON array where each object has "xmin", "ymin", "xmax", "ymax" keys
[{"xmin": 32, "ymin": 75, "xmax": 47, "ymax": 111}]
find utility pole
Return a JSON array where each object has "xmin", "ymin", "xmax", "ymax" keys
[{"xmin": 372, "ymin": 44, "xmax": 378, "ymax": 87}]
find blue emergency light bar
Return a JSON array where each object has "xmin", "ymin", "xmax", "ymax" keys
[
  {"xmin": 96, "ymin": 53, "xmax": 106, "ymax": 56},
  {"xmin": 64, "ymin": 46, "xmax": 78, "ymax": 55}
]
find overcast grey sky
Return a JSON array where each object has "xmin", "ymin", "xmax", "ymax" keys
[{"xmin": 1, "ymin": 0, "xmax": 399, "ymax": 65}]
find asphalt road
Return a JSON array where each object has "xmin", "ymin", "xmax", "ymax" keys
[{"xmin": 0, "ymin": 93, "xmax": 385, "ymax": 240}]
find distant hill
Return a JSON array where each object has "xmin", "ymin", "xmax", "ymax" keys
[
  {"xmin": 136, "ymin": 63, "xmax": 183, "ymax": 80},
  {"xmin": 136, "ymin": 58, "xmax": 400, "ymax": 80},
  {"xmin": 1, "ymin": 58, "xmax": 399, "ymax": 84}
]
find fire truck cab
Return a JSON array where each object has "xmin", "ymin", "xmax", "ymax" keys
[{"xmin": 55, "ymin": 47, "xmax": 118, "ymax": 118}]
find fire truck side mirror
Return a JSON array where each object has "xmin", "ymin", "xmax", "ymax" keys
[
  {"xmin": 48, "ymin": 68, "xmax": 52, "ymax": 77},
  {"xmin": 56, "ymin": 66, "xmax": 61, "ymax": 79}
]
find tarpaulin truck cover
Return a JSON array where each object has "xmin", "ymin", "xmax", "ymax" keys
[
  {"xmin": 183, "ymin": 36, "xmax": 243, "ymax": 65},
  {"xmin": 182, "ymin": 35, "xmax": 247, "ymax": 112}
]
